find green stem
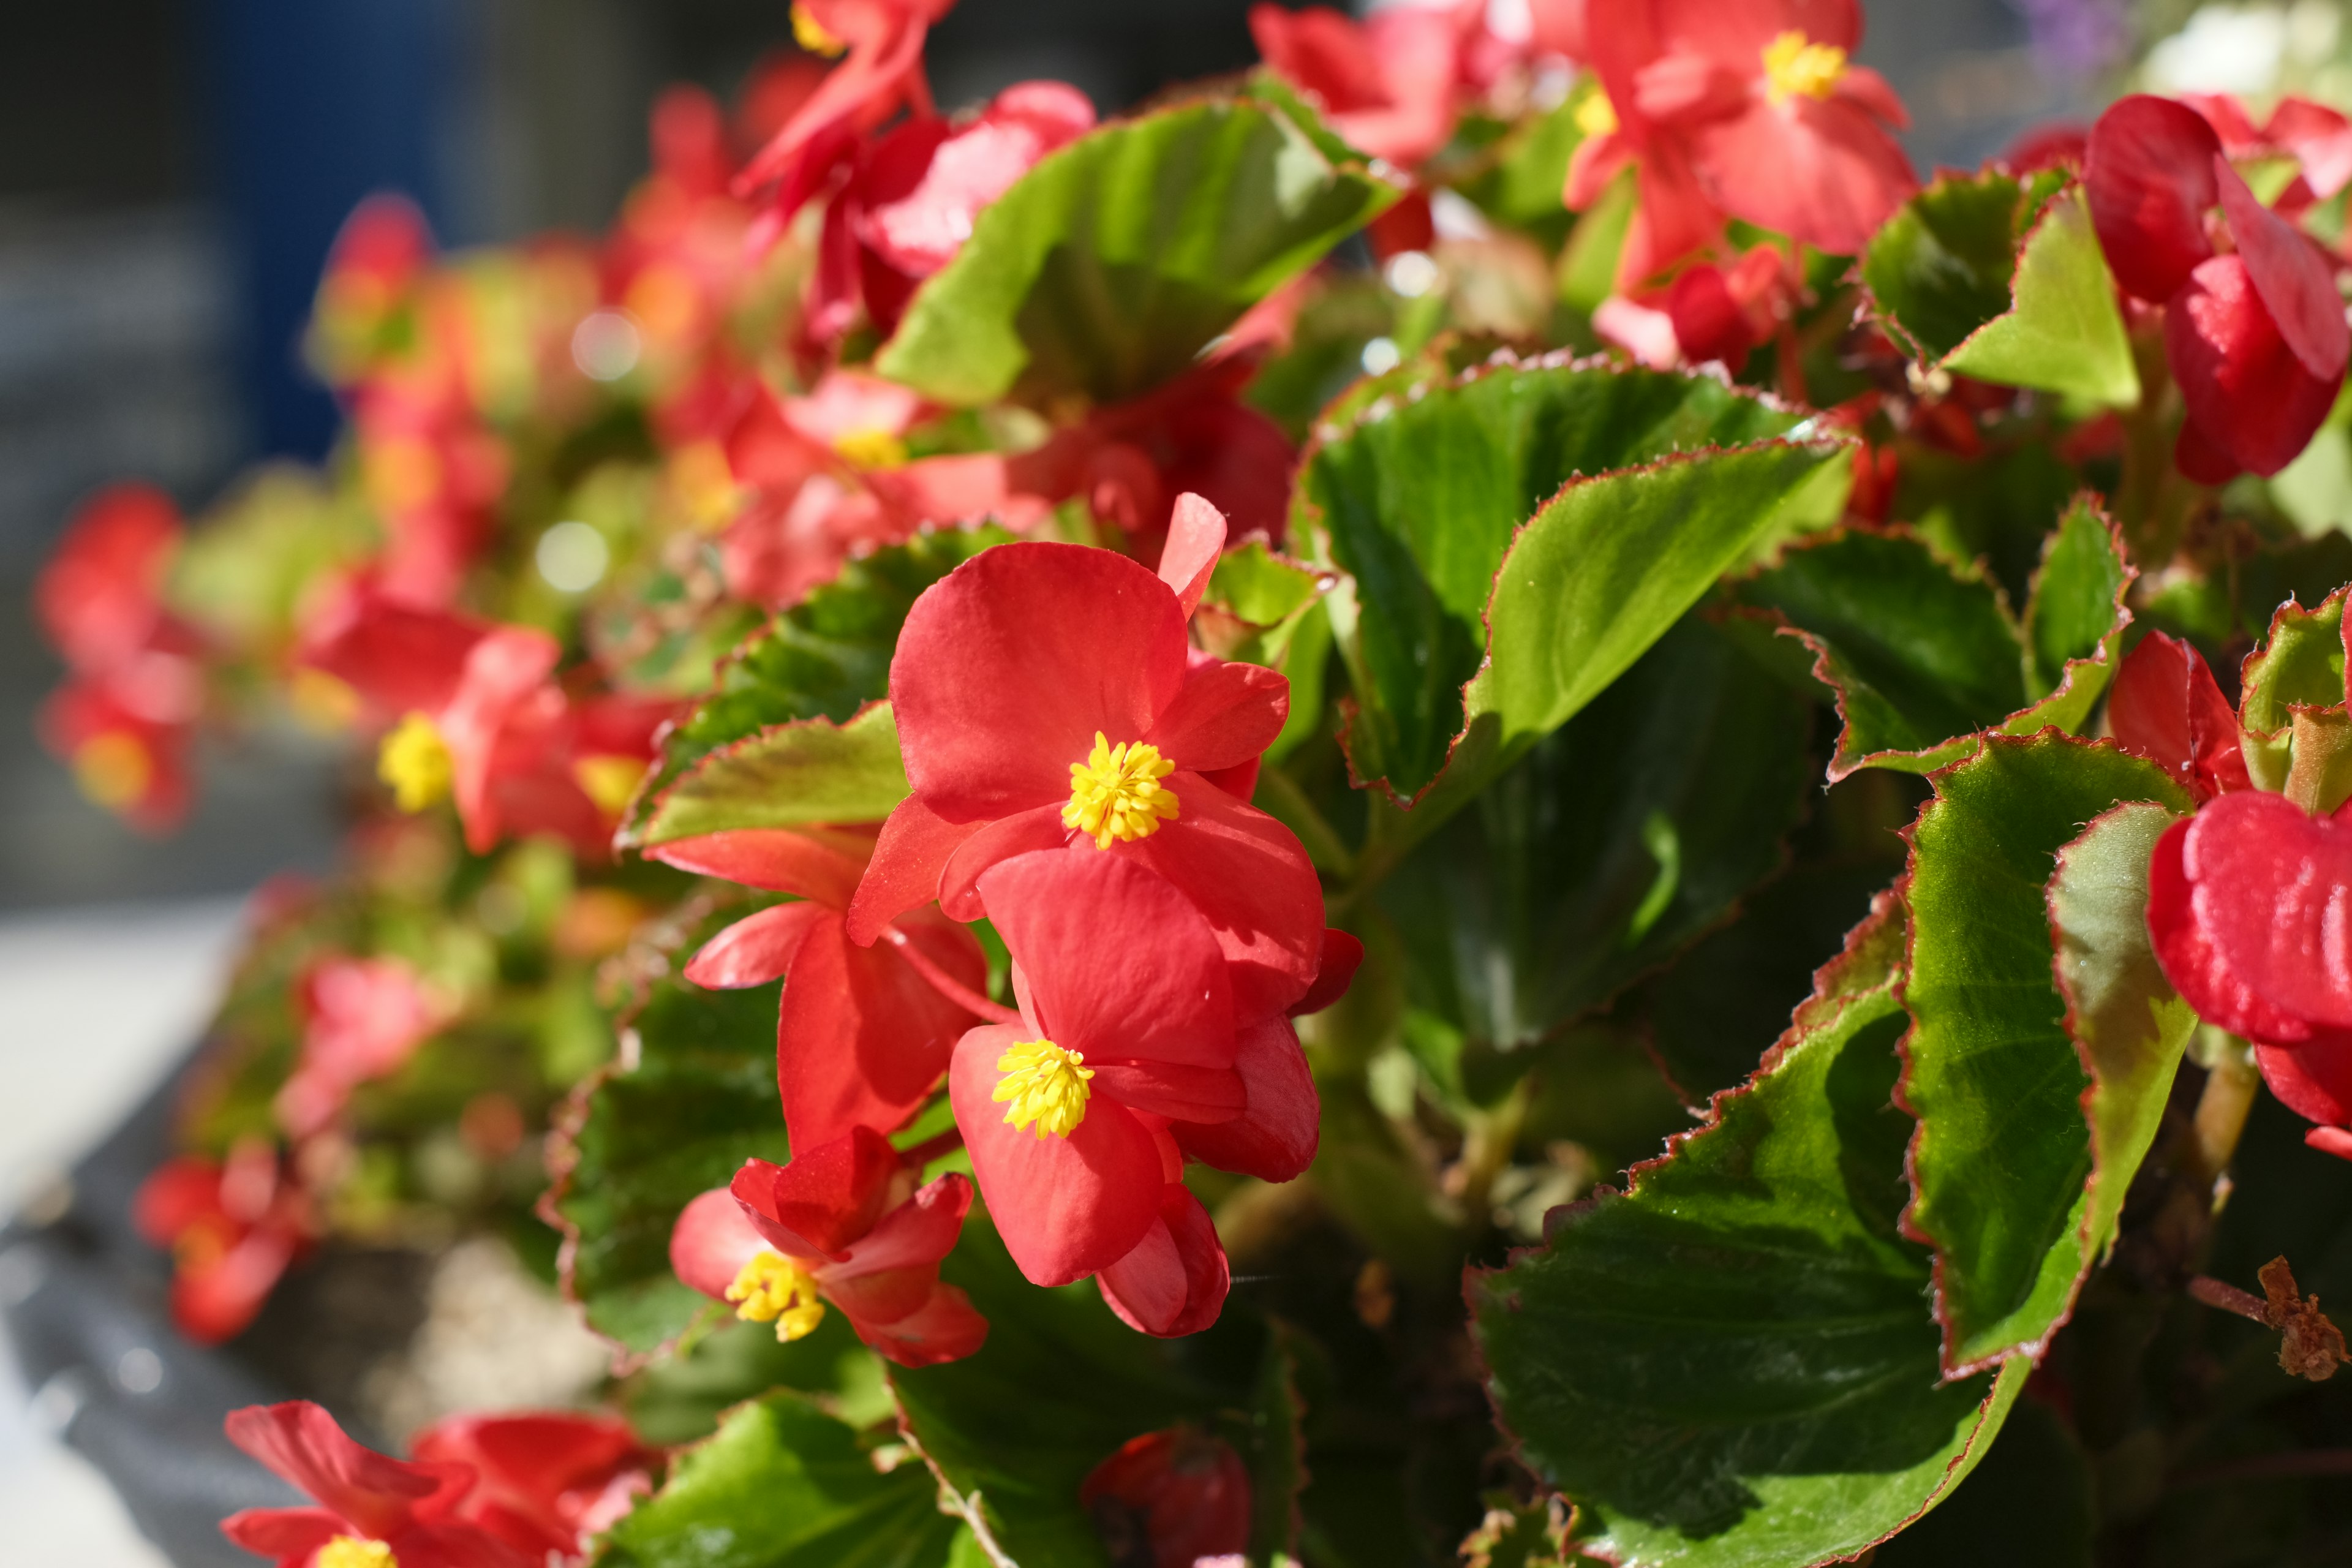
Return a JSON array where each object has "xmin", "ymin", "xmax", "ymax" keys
[{"xmin": 1254, "ymin": 764, "xmax": 1355, "ymax": 880}]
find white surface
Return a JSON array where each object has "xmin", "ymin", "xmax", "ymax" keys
[{"xmin": 0, "ymin": 897, "xmax": 249, "ymax": 1567}]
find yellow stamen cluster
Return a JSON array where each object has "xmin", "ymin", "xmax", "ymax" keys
[
  {"xmin": 1761, "ymin": 31, "xmax": 1847, "ymax": 105},
  {"xmin": 832, "ymin": 428, "xmax": 910, "ymax": 470},
  {"xmin": 317, "ymin": 1538, "xmax": 396, "ymax": 1568},
  {"xmin": 378, "ymin": 712, "xmax": 454, "ymax": 813},
  {"xmin": 1574, "ymin": 89, "xmax": 1619, "ymax": 140},
  {"xmin": 993, "ymin": 1038, "xmax": 1094, "ymax": 1139},
  {"xmin": 72, "ymin": 731, "xmax": 152, "ymax": 810},
  {"xmin": 791, "ymin": 3, "xmax": 846, "ymax": 56},
  {"xmin": 573, "ymin": 754, "xmax": 648, "ymax": 816},
  {"xmin": 725, "ymin": 1250, "xmax": 829, "ymax": 1342},
  {"xmin": 1063, "ymin": 733, "xmax": 1179, "ymax": 849}
]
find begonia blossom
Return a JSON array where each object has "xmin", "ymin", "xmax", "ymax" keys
[
  {"xmin": 2086, "ymin": 94, "xmax": 2351, "ymax": 483},
  {"xmin": 652, "ymin": 824, "xmax": 986, "ymax": 1148},
  {"xmin": 1079, "ymin": 1426, "xmax": 1254, "ymax": 1568},
  {"xmin": 134, "ymin": 1140, "xmax": 314, "ymax": 1345},
  {"xmin": 846, "ymin": 502, "xmax": 1323, "ymax": 1018},
  {"xmin": 669, "ymin": 1125, "xmax": 986, "ymax": 1365},
  {"xmin": 2107, "ymin": 631, "xmax": 2252, "ymax": 804},
  {"xmin": 221, "ymin": 1402, "xmax": 525, "ymax": 1568},
  {"xmin": 277, "ymin": 957, "xmax": 454, "ymax": 1139},
  {"xmin": 409, "ymin": 1412, "xmax": 654, "ymax": 1562},
  {"xmin": 1249, "ymin": 1, "xmax": 1484, "ymax": 169}
]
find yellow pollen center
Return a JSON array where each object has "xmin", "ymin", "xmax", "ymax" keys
[
  {"xmin": 72, "ymin": 731, "xmax": 153, "ymax": 810},
  {"xmin": 316, "ymin": 1537, "xmax": 396, "ymax": 1568},
  {"xmin": 1063, "ymin": 732, "xmax": 1179, "ymax": 850},
  {"xmin": 1762, "ymin": 31, "xmax": 1847, "ymax": 105},
  {"xmin": 378, "ymin": 712, "xmax": 453, "ymax": 813},
  {"xmin": 993, "ymin": 1039, "xmax": 1094, "ymax": 1139},
  {"xmin": 725, "ymin": 1250, "xmax": 829, "ymax": 1342},
  {"xmin": 791, "ymin": 4, "xmax": 846, "ymax": 56},
  {"xmin": 573, "ymin": 753, "xmax": 648, "ymax": 815},
  {"xmin": 1574, "ymin": 89, "xmax": 1619, "ymax": 140},
  {"xmin": 831, "ymin": 428, "xmax": 909, "ymax": 470}
]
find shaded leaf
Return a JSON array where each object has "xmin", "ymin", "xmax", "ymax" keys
[
  {"xmin": 877, "ymin": 97, "xmax": 1400, "ymax": 408},
  {"xmin": 600, "ymin": 1390, "xmax": 960, "ymax": 1568},
  {"xmin": 2025, "ymin": 500, "xmax": 2132, "ymax": 697},
  {"xmin": 1472, "ymin": 897, "xmax": 2027, "ymax": 1567},
  {"xmin": 1863, "ymin": 169, "xmax": 2041, "ymax": 361},
  {"xmin": 1871, "ymin": 1395, "xmax": 2094, "ymax": 1566},
  {"xmin": 1896, "ymin": 735, "xmax": 2191, "ymax": 1374}
]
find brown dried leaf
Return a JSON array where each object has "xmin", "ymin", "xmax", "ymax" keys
[{"xmin": 2259, "ymin": 1256, "xmax": 2348, "ymax": 1382}]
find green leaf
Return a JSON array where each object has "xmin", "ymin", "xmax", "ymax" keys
[
  {"xmin": 1896, "ymin": 735, "xmax": 2192, "ymax": 1374},
  {"xmin": 876, "ymin": 97, "xmax": 1400, "ymax": 408},
  {"xmin": 1736, "ymin": 513, "xmax": 2132, "ymax": 780},
  {"xmin": 1380, "ymin": 615, "xmax": 1811, "ymax": 1055},
  {"xmin": 2237, "ymin": 587, "xmax": 2348, "ymax": 791},
  {"xmin": 1472, "ymin": 897, "xmax": 2028, "ymax": 1566},
  {"xmin": 1871, "ymin": 1395, "xmax": 2094, "ymax": 1566},
  {"xmin": 1450, "ymin": 97, "xmax": 1585, "ymax": 248},
  {"xmin": 2049, "ymin": 802, "xmax": 2199, "ymax": 1291},
  {"xmin": 2024, "ymin": 499, "xmax": 2131, "ymax": 696},
  {"xmin": 1862, "ymin": 169, "xmax": 2037, "ymax": 361},
  {"xmin": 1301, "ymin": 356, "xmax": 1835, "ymax": 816},
  {"xmin": 600, "ymin": 1390, "xmax": 960, "ymax": 1568},
  {"xmin": 637, "ymin": 703, "xmax": 910, "ymax": 847},
  {"xmin": 1943, "ymin": 190, "xmax": 2141, "ymax": 409},
  {"xmin": 624, "ymin": 529, "xmax": 1003, "ymax": 845},
  {"xmin": 551, "ymin": 905, "xmax": 789, "ymax": 1355},
  {"xmin": 888, "ymin": 1216, "xmax": 1297, "ymax": 1567}
]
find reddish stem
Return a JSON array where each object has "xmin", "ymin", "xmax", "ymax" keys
[
  {"xmin": 2188, "ymin": 1274, "xmax": 2270, "ymax": 1324},
  {"xmin": 881, "ymin": 925, "xmax": 1020, "ymax": 1024},
  {"xmin": 899, "ymin": 1125, "xmax": 967, "ymax": 1169}
]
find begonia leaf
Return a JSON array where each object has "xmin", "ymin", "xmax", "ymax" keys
[
  {"xmin": 2236, "ymin": 588, "xmax": 2348, "ymax": 792},
  {"xmin": 600, "ymin": 1389, "xmax": 963, "ymax": 1568},
  {"xmin": 1736, "ymin": 509, "xmax": 2130, "ymax": 779},
  {"xmin": 887, "ymin": 1215, "xmax": 1303, "ymax": 1567},
  {"xmin": 1380, "ymin": 615, "xmax": 1811, "ymax": 1057},
  {"xmin": 1897, "ymin": 736, "xmax": 2192, "ymax": 1375},
  {"xmin": 876, "ymin": 97, "xmax": 1401, "ymax": 408},
  {"xmin": 1472, "ymin": 897, "xmax": 2029, "ymax": 1566},
  {"xmin": 635, "ymin": 703, "xmax": 909, "ymax": 848},
  {"xmin": 1942, "ymin": 189, "xmax": 2141, "ymax": 408},
  {"xmin": 1298, "ymin": 354, "xmax": 1834, "ymax": 813},
  {"xmin": 1862, "ymin": 168, "xmax": 2046, "ymax": 361},
  {"xmin": 549, "ymin": 905, "xmax": 790, "ymax": 1357},
  {"xmin": 624, "ymin": 528, "xmax": 1004, "ymax": 846},
  {"xmin": 2024, "ymin": 499, "xmax": 2133, "ymax": 698}
]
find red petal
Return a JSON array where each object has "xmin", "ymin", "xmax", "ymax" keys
[
  {"xmin": 2267, "ymin": 97, "xmax": 2352, "ymax": 200},
  {"xmin": 683, "ymin": 901, "xmax": 831, "ymax": 989},
  {"xmin": 649, "ymin": 827, "xmax": 873, "ymax": 906},
  {"xmin": 936, "ymin": 803, "xmax": 1070, "ymax": 922},
  {"xmin": 1171, "ymin": 1014, "xmax": 1321, "ymax": 1182},
  {"xmin": 1088, "ymin": 1060, "xmax": 1247, "ymax": 1123},
  {"xmin": 1667, "ymin": 263, "xmax": 1755, "ymax": 369},
  {"xmin": 1291, "ymin": 929, "xmax": 1365, "ymax": 1018},
  {"xmin": 890, "ymin": 542, "xmax": 1188, "ymax": 820},
  {"xmin": 2215, "ymin": 155, "xmax": 2351, "ymax": 382},
  {"xmin": 949, "ymin": 1024, "xmax": 1166, "ymax": 1285},
  {"xmin": 976, "ymin": 848, "xmax": 1235, "ymax": 1070},
  {"xmin": 2086, "ymin": 95, "xmax": 2222, "ymax": 303},
  {"xmin": 2258, "ymin": 1039, "xmax": 2352, "ymax": 1125},
  {"xmin": 725, "ymin": 383, "xmax": 832, "ymax": 489},
  {"xmin": 828, "ymin": 1171, "xmax": 973, "ymax": 1281},
  {"xmin": 1157, "ymin": 493, "xmax": 1227, "ymax": 618},
  {"xmin": 1096, "ymin": 1183, "xmax": 1229, "ymax": 1338},
  {"xmin": 2166, "ymin": 254, "xmax": 2344, "ymax": 478},
  {"xmin": 669, "ymin": 1187, "xmax": 769, "ymax": 1298},
  {"xmin": 843, "ymin": 794, "xmax": 982, "ymax": 944},
  {"xmin": 857, "ymin": 1281, "xmax": 990, "ymax": 1366},
  {"xmin": 134, "ymin": 1157, "xmax": 227, "ymax": 1243},
  {"xmin": 298, "ymin": 587, "xmax": 486, "ymax": 720},
  {"xmin": 2106, "ymin": 631, "xmax": 2251, "ymax": 801},
  {"xmin": 1146, "ymin": 657, "xmax": 1290, "ymax": 775},
  {"xmin": 731, "ymin": 1126, "xmax": 903, "ymax": 1261},
  {"xmin": 1691, "ymin": 96, "xmax": 1916, "ymax": 257},
  {"xmin": 778, "ymin": 906, "xmax": 981, "ymax": 1145},
  {"xmin": 2148, "ymin": 794, "xmax": 2352, "ymax": 1049},
  {"xmin": 1110, "ymin": 779, "xmax": 1325, "ymax": 1019},
  {"xmin": 2308, "ymin": 1125, "xmax": 2352, "ymax": 1162},
  {"xmin": 223, "ymin": 1402, "xmax": 471, "ymax": 1538},
  {"xmin": 173, "ymin": 1228, "xmax": 299, "ymax": 1345},
  {"xmin": 220, "ymin": 1507, "xmax": 345, "ymax": 1563}
]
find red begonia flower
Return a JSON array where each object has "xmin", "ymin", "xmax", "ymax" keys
[
  {"xmin": 1167, "ymin": 1012, "xmax": 1322, "ymax": 1184},
  {"xmin": 277, "ymin": 957, "xmax": 452, "ymax": 1138},
  {"xmin": 39, "ymin": 671, "xmax": 197, "ymax": 832},
  {"xmin": 1249, "ymin": 1, "xmax": 1482, "ymax": 168},
  {"xmin": 848, "ymin": 526, "xmax": 1321, "ymax": 1016},
  {"xmin": 654, "ymin": 824, "xmax": 986, "ymax": 1148},
  {"xmin": 2147, "ymin": 791, "xmax": 2352, "ymax": 1055},
  {"xmin": 221, "ymin": 1401, "xmax": 524, "ymax": 1568},
  {"xmin": 947, "ymin": 848, "xmax": 1244, "ymax": 1286},
  {"xmin": 36, "ymin": 483, "xmax": 184, "ymax": 673},
  {"xmin": 1096, "ymin": 1183, "xmax": 1231, "ymax": 1338},
  {"xmin": 808, "ymin": 80, "xmax": 1095, "ymax": 344},
  {"xmin": 1079, "ymin": 1426, "xmax": 1254, "ymax": 1568},
  {"xmin": 134, "ymin": 1141, "xmax": 314, "ymax": 1345},
  {"xmin": 732, "ymin": 0, "xmax": 956, "ymax": 235},
  {"xmin": 2106, "ymin": 631, "xmax": 2252, "ymax": 802},
  {"xmin": 1571, "ymin": 0, "xmax": 1913, "ymax": 282},
  {"xmin": 409, "ymin": 1413, "xmax": 654, "ymax": 1561},
  {"xmin": 669, "ymin": 1127, "xmax": 986, "ymax": 1367},
  {"xmin": 2087, "ymin": 96, "xmax": 2350, "ymax": 481}
]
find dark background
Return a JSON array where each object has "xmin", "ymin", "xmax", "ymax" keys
[{"xmin": 0, "ymin": 0, "xmax": 2103, "ymax": 911}]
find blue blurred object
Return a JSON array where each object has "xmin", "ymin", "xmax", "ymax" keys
[{"xmin": 198, "ymin": 0, "xmax": 456, "ymax": 459}]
